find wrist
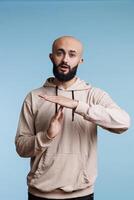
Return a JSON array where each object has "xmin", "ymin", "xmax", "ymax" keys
[{"xmin": 46, "ymin": 130, "xmax": 56, "ymax": 140}]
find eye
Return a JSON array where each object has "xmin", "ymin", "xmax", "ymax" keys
[
  {"xmin": 56, "ymin": 51, "xmax": 63, "ymax": 56},
  {"xmin": 69, "ymin": 53, "xmax": 76, "ymax": 57}
]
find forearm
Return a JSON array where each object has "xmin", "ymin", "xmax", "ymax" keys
[
  {"xmin": 15, "ymin": 131, "xmax": 53, "ymax": 157},
  {"xmin": 75, "ymin": 101, "xmax": 130, "ymax": 133}
]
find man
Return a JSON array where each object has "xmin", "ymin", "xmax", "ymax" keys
[{"xmin": 15, "ymin": 36, "xmax": 130, "ymax": 200}]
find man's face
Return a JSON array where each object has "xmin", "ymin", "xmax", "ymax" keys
[{"xmin": 50, "ymin": 37, "xmax": 83, "ymax": 82}]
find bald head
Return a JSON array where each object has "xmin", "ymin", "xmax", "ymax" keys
[{"xmin": 52, "ymin": 36, "xmax": 83, "ymax": 56}]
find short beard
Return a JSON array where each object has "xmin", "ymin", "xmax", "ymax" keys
[{"xmin": 53, "ymin": 62, "xmax": 78, "ymax": 82}]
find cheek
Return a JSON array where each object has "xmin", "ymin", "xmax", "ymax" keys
[
  {"xmin": 53, "ymin": 56, "xmax": 62, "ymax": 65},
  {"xmin": 71, "ymin": 59, "xmax": 80, "ymax": 66}
]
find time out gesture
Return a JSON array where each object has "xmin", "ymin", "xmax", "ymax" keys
[{"xmin": 39, "ymin": 94, "xmax": 78, "ymax": 110}]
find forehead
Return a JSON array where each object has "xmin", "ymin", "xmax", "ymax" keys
[{"xmin": 52, "ymin": 38, "xmax": 83, "ymax": 54}]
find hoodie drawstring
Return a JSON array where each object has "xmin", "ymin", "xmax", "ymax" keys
[
  {"xmin": 55, "ymin": 86, "xmax": 58, "ymax": 114},
  {"xmin": 72, "ymin": 90, "xmax": 75, "ymax": 121}
]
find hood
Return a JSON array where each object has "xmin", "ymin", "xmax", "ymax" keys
[
  {"xmin": 43, "ymin": 77, "xmax": 91, "ymax": 91},
  {"xmin": 43, "ymin": 77, "xmax": 91, "ymax": 122}
]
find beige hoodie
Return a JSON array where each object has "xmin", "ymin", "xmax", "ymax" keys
[{"xmin": 15, "ymin": 77, "xmax": 130, "ymax": 199}]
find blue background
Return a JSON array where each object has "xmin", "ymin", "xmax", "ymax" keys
[{"xmin": 0, "ymin": 0, "xmax": 133, "ymax": 199}]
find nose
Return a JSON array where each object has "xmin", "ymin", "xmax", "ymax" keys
[{"xmin": 62, "ymin": 54, "xmax": 69, "ymax": 63}]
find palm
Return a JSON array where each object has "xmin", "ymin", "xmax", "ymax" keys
[
  {"xmin": 47, "ymin": 106, "xmax": 64, "ymax": 138},
  {"xmin": 39, "ymin": 94, "xmax": 78, "ymax": 109}
]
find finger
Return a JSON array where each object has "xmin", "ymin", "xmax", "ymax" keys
[
  {"xmin": 45, "ymin": 96, "xmax": 59, "ymax": 103},
  {"xmin": 55, "ymin": 106, "xmax": 63, "ymax": 119},
  {"xmin": 39, "ymin": 95, "xmax": 59, "ymax": 105},
  {"xmin": 58, "ymin": 111, "xmax": 64, "ymax": 122},
  {"xmin": 58, "ymin": 105, "xmax": 63, "ymax": 111},
  {"xmin": 38, "ymin": 94, "xmax": 47, "ymax": 100},
  {"xmin": 39, "ymin": 94, "xmax": 57, "ymax": 103}
]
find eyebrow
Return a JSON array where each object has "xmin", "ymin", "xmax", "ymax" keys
[
  {"xmin": 69, "ymin": 50, "xmax": 77, "ymax": 53},
  {"xmin": 56, "ymin": 48, "xmax": 77, "ymax": 53}
]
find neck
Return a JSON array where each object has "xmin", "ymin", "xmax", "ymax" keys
[{"xmin": 54, "ymin": 77, "xmax": 77, "ymax": 89}]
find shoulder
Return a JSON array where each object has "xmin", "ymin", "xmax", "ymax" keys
[
  {"xmin": 87, "ymin": 85, "xmax": 110, "ymax": 104},
  {"xmin": 90, "ymin": 86, "xmax": 107, "ymax": 95},
  {"xmin": 23, "ymin": 86, "xmax": 45, "ymax": 105}
]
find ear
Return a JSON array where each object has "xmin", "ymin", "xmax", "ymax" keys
[
  {"xmin": 79, "ymin": 58, "xmax": 84, "ymax": 64},
  {"xmin": 49, "ymin": 53, "xmax": 53, "ymax": 62}
]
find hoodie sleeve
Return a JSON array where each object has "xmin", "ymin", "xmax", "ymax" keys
[
  {"xmin": 15, "ymin": 97, "xmax": 53, "ymax": 158},
  {"xmin": 74, "ymin": 88, "xmax": 130, "ymax": 134}
]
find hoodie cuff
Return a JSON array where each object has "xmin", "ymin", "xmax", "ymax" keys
[
  {"xmin": 35, "ymin": 131, "xmax": 54, "ymax": 150},
  {"xmin": 74, "ymin": 101, "xmax": 89, "ymax": 117}
]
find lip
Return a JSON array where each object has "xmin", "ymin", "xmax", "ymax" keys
[
  {"xmin": 59, "ymin": 65, "xmax": 69, "ymax": 68},
  {"xmin": 58, "ymin": 66, "xmax": 69, "ymax": 73}
]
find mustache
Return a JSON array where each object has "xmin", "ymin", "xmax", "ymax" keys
[{"xmin": 57, "ymin": 62, "xmax": 71, "ymax": 69}]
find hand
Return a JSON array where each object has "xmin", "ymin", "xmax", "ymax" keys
[
  {"xmin": 47, "ymin": 106, "xmax": 64, "ymax": 139},
  {"xmin": 39, "ymin": 94, "xmax": 78, "ymax": 109}
]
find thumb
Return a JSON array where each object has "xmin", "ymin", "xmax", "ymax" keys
[{"xmin": 55, "ymin": 106, "xmax": 63, "ymax": 119}]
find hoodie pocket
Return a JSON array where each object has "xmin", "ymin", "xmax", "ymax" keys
[{"xmin": 28, "ymin": 153, "xmax": 93, "ymax": 192}]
